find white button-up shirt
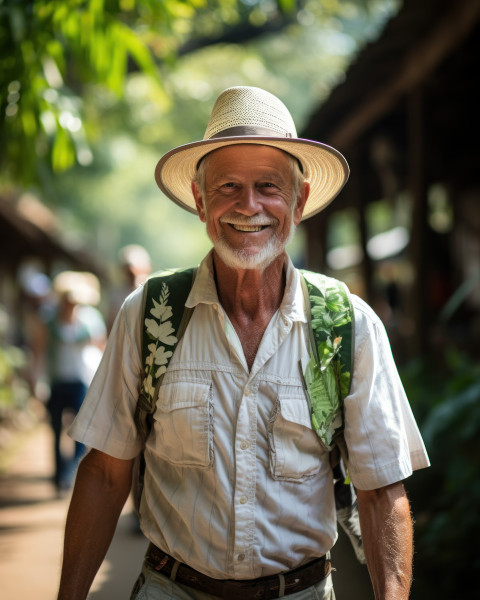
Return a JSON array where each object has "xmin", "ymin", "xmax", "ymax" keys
[{"xmin": 70, "ymin": 252, "xmax": 429, "ymax": 579}]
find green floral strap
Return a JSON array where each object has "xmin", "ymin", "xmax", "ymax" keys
[
  {"xmin": 135, "ymin": 267, "xmax": 197, "ymax": 442},
  {"xmin": 299, "ymin": 270, "xmax": 354, "ymax": 452}
]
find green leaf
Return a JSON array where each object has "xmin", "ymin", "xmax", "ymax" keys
[
  {"xmin": 52, "ymin": 125, "xmax": 75, "ymax": 171},
  {"xmin": 106, "ymin": 39, "xmax": 128, "ymax": 94},
  {"xmin": 303, "ymin": 353, "xmax": 342, "ymax": 449},
  {"xmin": 339, "ymin": 370, "xmax": 351, "ymax": 399},
  {"xmin": 276, "ymin": 0, "xmax": 296, "ymax": 15}
]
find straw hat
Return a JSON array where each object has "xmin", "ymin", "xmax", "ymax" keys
[
  {"xmin": 155, "ymin": 86, "xmax": 349, "ymax": 221},
  {"xmin": 53, "ymin": 271, "xmax": 101, "ymax": 306}
]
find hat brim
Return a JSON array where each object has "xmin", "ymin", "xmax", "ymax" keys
[{"xmin": 155, "ymin": 136, "xmax": 349, "ymax": 221}]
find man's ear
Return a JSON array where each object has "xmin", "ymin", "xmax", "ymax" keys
[
  {"xmin": 293, "ymin": 182, "xmax": 310, "ymax": 225},
  {"xmin": 191, "ymin": 181, "xmax": 206, "ymax": 222}
]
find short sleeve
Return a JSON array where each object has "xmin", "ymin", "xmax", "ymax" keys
[
  {"xmin": 68, "ymin": 286, "xmax": 145, "ymax": 459},
  {"xmin": 344, "ymin": 296, "xmax": 430, "ymax": 490}
]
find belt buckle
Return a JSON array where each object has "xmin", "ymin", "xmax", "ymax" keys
[{"xmin": 154, "ymin": 555, "xmax": 169, "ymax": 571}]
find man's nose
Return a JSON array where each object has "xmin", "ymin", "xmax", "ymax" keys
[{"xmin": 235, "ymin": 186, "xmax": 262, "ymax": 215}]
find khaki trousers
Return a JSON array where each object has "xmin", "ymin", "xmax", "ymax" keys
[{"xmin": 130, "ymin": 565, "xmax": 336, "ymax": 600}]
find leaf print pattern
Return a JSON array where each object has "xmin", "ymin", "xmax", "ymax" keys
[
  {"xmin": 301, "ymin": 274, "xmax": 353, "ymax": 450},
  {"xmin": 145, "ymin": 319, "xmax": 177, "ymax": 345},
  {"xmin": 142, "ymin": 283, "xmax": 177, "ymax": 407}
]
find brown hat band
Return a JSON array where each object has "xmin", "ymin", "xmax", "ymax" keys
[{"xmin": 209, "ymin": 125, "xmax": 293, "ymax": 139}]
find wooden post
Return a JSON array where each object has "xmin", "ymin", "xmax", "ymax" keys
[
  {"xmin": 350, "ymin": 148, "xmax": 374, "ymax": 305},
  {"xmin": 407, "ymin": 88, "xmax": 429, "ymax": 357},
  {"xmin": 305, "ymin": 213, "xmax": 327, "ymax": 273}
]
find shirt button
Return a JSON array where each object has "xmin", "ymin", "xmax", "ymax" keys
[
  {"xmin": 238, "ymin": 553, "xmax": 245, "ymax": 562},
  {"xmin": 240, "ymin": 440, "xmax": 250, "ymax": 450},
  {"xmin": 239, "ymin": 495, "xmax": 248, "ymax": 504},
  {"xmin": 244, "ymin": 388, "xmax": 251, "ymax": 396}
]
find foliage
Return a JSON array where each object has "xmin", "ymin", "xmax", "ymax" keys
[
  {"xmin": 30, "ymin": 1, "xmax": 398, "ymax": 270},
  {"xmin": 0, "ymin": 305, "xmax": 29, "ymax": 417},
  {"xmin": 401, "ymin": 350, "xmax": 480, "ymax": 599},
  {"xmin": 1, "ymin": 0, "xmax": 399, "ymax": 185},
  {"xmin": 0, "ymin": 0, "xmax": 400, "ymax": 271},
  {"xmin": 0, "ymin": 344, "xmax": 29, "ymax": 413},
  {"xmin": 0, "ymin": 0, "xmax": 299, "ymax": 184}
]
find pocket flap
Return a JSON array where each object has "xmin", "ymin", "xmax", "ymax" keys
[
  {"xmin": 157, "ymin": 381, "xmax": 210, "ymax": 412},
  {"xmin": 279, "ymin": 396, "xmax": 312, "ymax": 429}
]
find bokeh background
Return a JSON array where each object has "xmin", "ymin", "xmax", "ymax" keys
[{"xmin": 1, "ymin": 1, "xmax": 479, "ymax": 598}]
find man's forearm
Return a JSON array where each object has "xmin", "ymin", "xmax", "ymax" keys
[
  {"xmin": 356, "ymin": 482, "xmax": 413, "ymax": 600},
  {"xmin": 57, "ymin": 450, "xmax": 134, "ymax": 600}
]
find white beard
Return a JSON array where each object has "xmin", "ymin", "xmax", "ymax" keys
[{"xmin": 210, "ymin": 214, "xmax": 296, "ymax": 271}]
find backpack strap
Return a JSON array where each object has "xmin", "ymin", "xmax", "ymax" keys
[
  {"xmin": 300, "ymin": 270, "xmax": 365, "ymax": 565},
  {"xmin": 134, "ymin": 267, "xmax": 197, "ymax": 444},
  {"xmin": 299, "ymin": 269, "xmax": 354, "ymax": 459}
]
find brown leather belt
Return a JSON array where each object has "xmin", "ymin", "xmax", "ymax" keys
[{"xmin": 144, "ymin": 543, "xmax": 332, "ymax": 600}]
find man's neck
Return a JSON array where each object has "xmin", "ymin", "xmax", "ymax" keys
[
  {"xmin": 212, "ymin": 251, "xmax": 287, "ymax": 320},
  {"xmin": 212, "ymin": 250, "xmax": 287, "ymax": 370}
]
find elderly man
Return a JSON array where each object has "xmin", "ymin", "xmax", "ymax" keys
[{"xmin": 57, "ymin": 87, "xmax": 429, "ymax": 600}]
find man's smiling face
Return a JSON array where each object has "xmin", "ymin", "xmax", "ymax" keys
[{"xmin": 191, "ymin": 144, "xmax": 308, "ymax": 270}]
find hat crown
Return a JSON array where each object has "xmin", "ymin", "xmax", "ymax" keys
[{"xmin": 203, "ymin": 86, "xmax": 298, "ymax": 140}]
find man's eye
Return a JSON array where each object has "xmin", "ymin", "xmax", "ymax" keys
[{"xmin": 222, "ymin": 182, "xmax": 236, "ymax": 189}]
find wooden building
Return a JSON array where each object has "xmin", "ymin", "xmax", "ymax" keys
[
  {"xmin": 302, "ymin": 0, "xmax": 480, "ymax": 360},
  {"xmin": 0, "ymin": 192, "xmax": 105, "ymax": 344}
]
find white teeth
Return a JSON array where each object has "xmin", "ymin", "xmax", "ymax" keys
[{"xmin": 231, "ymin": 224, "xmax": 264, "ymax": 232}]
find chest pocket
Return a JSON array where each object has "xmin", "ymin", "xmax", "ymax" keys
[
  {"xmin": 152, "ymin": 380, "xmax": 213, "ymax": 468},
  {"xmin": 268, "ymin": 394, "xmax": 323, "ymax": 481}
]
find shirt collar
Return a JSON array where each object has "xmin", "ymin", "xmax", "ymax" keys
[
  {"xmin": 185, "ymin": 250, "xmax": 219, "ymax": 308},
  {"xmin": 185, "ymin": 250, "xmax": 307, "ymax": 324},
  {"xmin": 281, "ymin": 255, "xmax": 308, "ymax": 323}
]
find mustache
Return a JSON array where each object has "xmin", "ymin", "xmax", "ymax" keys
[{"xmin": 219, "ymin": 214, "xmax": 279, "ymax": 227}]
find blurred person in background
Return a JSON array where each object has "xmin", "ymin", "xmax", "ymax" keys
[
  {"xmin": 107, "ymin": 244, "xmax": 152, "ymax": 333},
  {"xmin": 16, "ymin": 261, "xmax": 54, "ymax": 402},
  {"xmin": 41, "ymin": 271, "xmax": 107, "ymax": 494}
]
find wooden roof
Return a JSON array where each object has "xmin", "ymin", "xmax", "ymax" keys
[
  {"xmin": 301, "ymin": 0, "xmax": 480, "ymax": 358},
  {"xmin": 302, "ymin": 0, "xmax": 480, "ymax": 198},
  {"xmin": 0, "ymin": 194, "xmax": 105, "ymax": 278}
]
